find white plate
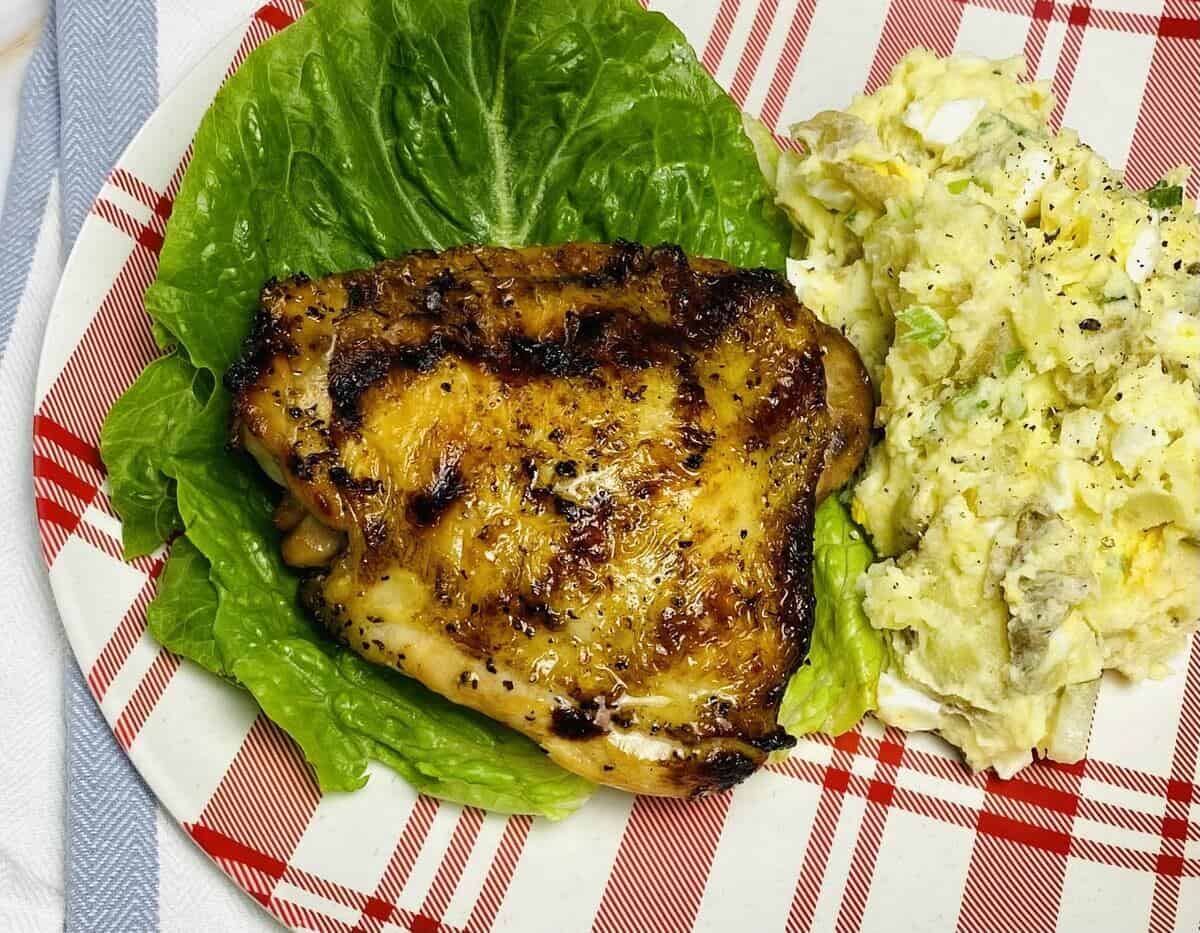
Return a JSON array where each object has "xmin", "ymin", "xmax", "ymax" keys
[{"xmin": 34, "ymin": 2, "xmax": 1200, "ymax": 930}]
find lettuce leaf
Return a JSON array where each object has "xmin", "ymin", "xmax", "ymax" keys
[
  {"xmin": 98, "ymin": 353, "xmax": 222, "ymax": 558},
  {"xmin": 144, "ymin": 536, "xmax": 592, "ymax": 816},
  {"xmin": 780, "ymin": 498, "xmax": 884, "ymax": 737},
  {"xmin": 101, "ymin": 0, "xmax": 789, "ymax": 817},
  {"xmin": 146, "ymin": 536, "xmax": 224, "ymax": 675},
  {"xmin": 146, "ymin": 0, "xmax": 788, "ymax": 371}
]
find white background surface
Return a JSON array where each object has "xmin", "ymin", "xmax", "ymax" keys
[{"xmin": 0, "ymin": 0, "xmax": 47, "ymax": 210}]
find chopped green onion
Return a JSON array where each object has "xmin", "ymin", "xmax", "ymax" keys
[
  {"xmin": 998, "ymin": 115, "xmax": 1030, "ymax": 138},
  {"xmin": 1146, "ymin": 180, "xmax": 1183, "ymax": 210},
  {"xmin": 949, "ymin": 381, "xmax": 987, "ymax": 420},
  {"xmin": 1003, "ymin": 348, "xmax": 1026, "ymax": 374},
  {"xmin": 896, "ymin": 304, "xmax": 947, "ymax": 348},
  {"xmin": 947, "ymin": 178, "xmax": 971, "ymax": 195}
]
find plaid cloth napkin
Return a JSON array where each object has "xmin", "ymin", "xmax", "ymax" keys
[{"xmin": 0, "ymin": 3, "xmax": 280, "ymax": 930}]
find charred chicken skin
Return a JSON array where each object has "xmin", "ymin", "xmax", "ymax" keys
[{"xmin": 227, "ymin": 241, "xmax": 872, "ymax": 797}]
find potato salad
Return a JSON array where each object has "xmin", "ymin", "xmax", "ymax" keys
[{"xmin": 773, "ymin": 50, "xmax": 1200, "ymax": 776}]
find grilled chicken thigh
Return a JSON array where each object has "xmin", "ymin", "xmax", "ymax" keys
[{"xmin": 228, "ymin": 242, "xmax": 872, "ymax": 796}]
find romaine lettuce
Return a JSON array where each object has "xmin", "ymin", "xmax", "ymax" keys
[
  {"xmin": 780, "ymin": 498, "xmax": 884, "ymax": 737},
  {"xmin": 101, "ymin": 0, "xmax": 792, "ymax": 817}
]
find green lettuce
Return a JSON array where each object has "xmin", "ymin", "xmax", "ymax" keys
[
  {"xmin": 99, "ymin": 353, "xmax": 222, "ymax": 559},
  {"xmin": 146, "ymin": 536, "xmax": 223, "ymax": 675},
  {"xmin": 780, "ymin": 498, "xmax": 884, "ymax": 737},
  {"xmin": 146, "ymin": 0, "xmax": 789, "ymax": 369},
  {"xmin": 101, "ymin": 0, "xmax": 790, "ymax": 817}
]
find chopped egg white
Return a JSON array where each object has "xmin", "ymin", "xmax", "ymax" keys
[
  {"xmin": 1042, "ymin": 462, "xmax": 1075, "ymax": 513},
  {"xmin": 925, "ymin": 98, "xmax": 987, "ymax": 145},
  {"xmin": 1008, "ymin": 147, "xmax": 1055, "ymax": 218},
  {"xmin": 786, "ymin": 256, "xmax": 826, "ymax": 304},
  {"xmin": 901, "ymin": 101, "xmax": 929, "ymax": 137},
  {"xmin": 1110, "ymin": 422, "xmax": 1166, "ymax": 473},
  {"xmin": 875, "ymin": 671, "xmax": 943, "ymax": 732},
  {"xmin": 1059, "ymin": 408, "xmax": 1103, "ymax": 459},
  {"xmin": 1126, "ymin": 223, "xmax": 1160, "ymax": 284},
  {"xmin": 905, "ymin": 98, "xmax": 987, "ymax": 145}
]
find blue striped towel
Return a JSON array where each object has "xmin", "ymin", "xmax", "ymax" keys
[{"xmin": 0, "ymin": 2, "xmax": 276, "ymax": 930}]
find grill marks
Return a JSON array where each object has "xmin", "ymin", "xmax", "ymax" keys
[
  {"xmin": 581, "ymin": 237, "xmax": 649, "ymax": 288},
  {"xmin": 224, "ymin": 304, "xmax": 299, "ymax": 398},
  {"xmin": 674, "ymin": 359, "xmax": 716, "ymax": 464},
  {"xmin": 665, "ymin": 252, "xmax": 791, "ymax": 345},
  {"xmin": 226, "ymin": 241, "xmax": 868, "ymax": 797},
  {"xmin": 408, "ymin": 459, "xmax": 467, "ymax": 527},
  {"xmin": 550, "ymin": 703, "xmax": 607, "ymax": 740},
  {"xmin": 328, "ymin": 341, "xmax": 401, "ymax": 424},
  {"xmin": 241, "ymin": 242, "xmax": 793, "ymax": 429},
  {"xmin": 698, "ymin": 749, "xmax": 760, "ymax": 791},
  {"xmin": 750, "ymin": 344, "xmax": 827, "ymax": 445},
  {"xmin": 777, "ymin": 491, "xmax": 819, "ymax": 660}
]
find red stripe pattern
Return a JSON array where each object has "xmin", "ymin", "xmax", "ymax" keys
[
  {"xmin": 958, "ymin": 760, "xmax": 1086, "ymax": 932},
  {"xmin": 1150, "ymin": 641, "xmax": 1200, "ymax": 933},
  {"xmin": 193, "ymin": 716, "xmax": 322, "ymax": 896},
  {"xmin": 353, "ymin": 795, "xmax": 440, "ymax": 931},
  {"xmin": 784, "ymin": 732, "xmax": 861, "ymax": 932},
  {"xmin": 1125, "ymin": 0, "xmax": 1200, "ymax": 197},
  {"xmin": 463, "ymin": 816, "xmax": 532, "ymax": 933},
  {"xmin": 113, "ymin": 649, "xmax": 182, "ymax": 749},
  {"xmin": 728, "ymin": 0, "xmax": 781, "ymax": 105},
  {"xmin": 592, "ymin": 794, "xmax": 732, "ymax": 933},
  {"xmin": 86, "ymin": 571, "xmax": 160, "ymax": 701},
  {"xmin": 701, "ymin": 0, "xmax": 742, "ymax": 74},
  {"xmin": 1048, "ymin": 0, "xmax": 1092, "ymax": 130},
  {"xmin": 867, "ymin": 0, "xmax": 967, "ymax": 91},
  {"xmin": 758, "ymin": 0, "xmax": 818, "ymax": 132},
  {"xmin": 417, "ymin": 808, "xmax": 486, "ymax": 928},
  {"xmin": 836, "ymin": 729, "xmax": 907, "ymax": 930},
  {"xmin": 1022, "ymin": 0, "xmax": 1053, "ymax": 73}
]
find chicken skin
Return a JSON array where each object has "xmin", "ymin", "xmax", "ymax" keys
[{"xmin": 227, "ymin": 241, "xmax": 872, "ymax": 796}]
